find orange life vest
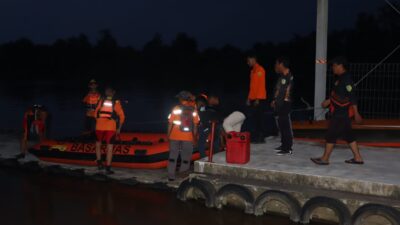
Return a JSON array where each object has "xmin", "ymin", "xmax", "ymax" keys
[
  {"xmin": 85, "ymin": 92, "xmax": 101, "ymax": 111},
  {"xmin": 170, "ymin": 105, "xmax": 196, "ymax": 132},
  {"xmin": 97, "ymin": 98, "xmax": 117, "ymax": 120}
]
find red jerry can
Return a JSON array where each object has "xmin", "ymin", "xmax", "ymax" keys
[{"xmin": 226, "ymin": 132, "xmax": 250, "ymax": 164}]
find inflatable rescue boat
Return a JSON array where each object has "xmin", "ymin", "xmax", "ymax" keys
[{"xmin": 29, "ymin": 133, "xmax": 204, "ymax": 169}]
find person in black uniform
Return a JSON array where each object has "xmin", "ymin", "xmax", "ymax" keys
[
  {"xmin": 271, "ymin": 57, "xmax": 294, "ymax": 156},
  {"xmin": 311, "ymin": 57, "xmax": 364, "ymax": 165}
]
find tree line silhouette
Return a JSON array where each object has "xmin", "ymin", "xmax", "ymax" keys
[{"xmin": 0, "ymin": 3, "xmax": 398, "ymax": 103}]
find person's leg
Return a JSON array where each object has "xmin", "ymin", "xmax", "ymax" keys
[
  {"xmin": 312, "ymin": 117, "xmax": 339, "ymax": 164},
  {"xmin": 95, "ymin": 131, "xmax": 104, "ymax": 169},
  {"xmin": 105, "ymin": 144, "xmax": 114, "ymax": 167},
  {"xmin": 348, "ymin": 141, "xmax": 363, "ymax": 162},
  {"xmin": 167, "ymin": 141, "xmax": 180, "ymax": 180},
  {"xmin": 197, "ymin": 124, "xmax": 209, "ymax": 158},
  {"xmin": 343, "ymin": 118, "xmax": 363, "ymax": 162},
  {"xmin": 277, "ymin": 115, "xmax": 285, "ymax": 147},
  {"xmin": 104, "ymin": 131, "xmax": 116, "ymax": 173},
  {"xmin": 95, "ymin": 141, "xmax": 102, "ymax": 160},
  {"xmin": 253, "ymin": 103, "xmax": 264, "ymax": 142},
  {"xmin": 179, "ymin": 141, "xmax": 194, "ymax": 173},
  {"xmin": 212, "ymin": 124, "xmax": 222, "ymax": 153},
  {"xmin": 321, "ymin": 143, "xmax": 335, "ymax": 162}
]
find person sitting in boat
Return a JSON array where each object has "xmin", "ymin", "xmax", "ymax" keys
[
  {"xmin": 94, "ymin": 87, "xmax": 125, "ymax": 174},
  {"xmin": 17, "ymin": 104, "xmax": 48, "ymax": 159},
  {"xmin": 167, "ymin": 91, "xmax": 200, "ymax": 181},
  {"xmin": 83, "ymin": 79, "xmax": 101, "ymax": 135}
]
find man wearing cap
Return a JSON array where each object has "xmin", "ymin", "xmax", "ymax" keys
[
  {"xmin": 311, "ymin": 57, "xmax": 364, "ymax": 165},
  {"xmin": 167, "ymin": 91, "xmax": 200, "ymax": 181},
  {"xmin": 83, "ymin": 79, "xmax": 101, "ymax": 135},
  {"xmin": 246, "ymin": 55, "xmax": 267, "ymax": 143}
]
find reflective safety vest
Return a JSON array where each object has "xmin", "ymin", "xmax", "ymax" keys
[
  {"xmin": 169, "ymin": 105, "xmax": 197, "ymax": 132},
  {"xmin": 85, "ymin": 92, "xmax": 101, "ymax": 111},
  {"xmin": 329, "ymin": 91, "xmax": 355, "ymax": 118},
  {"xmin": 97, "ymin": 98, "xmax": 118, "ymax": 120}
]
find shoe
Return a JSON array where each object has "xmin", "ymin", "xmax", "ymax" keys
[
  {"xmin": 15, "ymin": 153, "xmax": 26, "ymax": 160},
  {"xmin": 276, "ymin": 150, "xmax": 293, "ymax": 156},
  {"xmin": 105, "ymin": 166, "xmax": 114, "ymax": 175},
  {"xmin": 96, "ymin": 160, "xmax": 104, "ymax": 170},
  {"xmin": 274, "ymin": 146, "xmax": 283, "ymax": 152}
]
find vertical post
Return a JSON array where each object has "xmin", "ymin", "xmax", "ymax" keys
[
  {"xmin": 208, "ymin": 121, "xmax": 216, "ymax": 163},
  {"xmin": 314, "ymin": 0, "xmax": 329, "ymax": 120}
]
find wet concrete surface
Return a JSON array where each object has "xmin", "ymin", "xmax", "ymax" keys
[{"xmin": 196, "ymin": 136, "xmax": 400, "ymax": 199}]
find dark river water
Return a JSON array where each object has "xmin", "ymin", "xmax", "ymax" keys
[{"xmin": 0, "ymin": 168, "xmax": 328, "ymax": 225}]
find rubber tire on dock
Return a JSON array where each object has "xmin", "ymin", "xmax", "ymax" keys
[
  {"xmin": 300, "ymin": 196, "xmax": 351, "ymax": 225},
  {"xmin": 352, "ymin": 204, "xmax": 400, "ymax": 225},
  {"xmin": 215, "ymin": 184, "xmax": 255, "ymax": 214},
  {"xmin": 254, "ymin": 190, "xmax": 301, "ymax": 222},
  {"xmin": 177, "ymin": 179, "xmax": 216, "ymax": 208}
]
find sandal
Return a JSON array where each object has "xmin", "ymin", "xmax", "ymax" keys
[
  {"xmin": 311, "ymin": 157, "xmax": 329, "ymax": 165},
  {"xmin": 345, "ymin": 158, "xmax": 364, "ymax": 165}
]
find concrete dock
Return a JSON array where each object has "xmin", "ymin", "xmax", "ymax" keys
[
  {"xmin": 1, "ymin": 133, "xmax": 400, "ymax": 224},
  {"xmin": 185, "ymin": 137, "xmax": 400, "ymax": 225}
]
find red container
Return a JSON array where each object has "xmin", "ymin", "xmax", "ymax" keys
[{"xmin": 226, "ymin": 132, "xmax": 250, "ymax": 164}]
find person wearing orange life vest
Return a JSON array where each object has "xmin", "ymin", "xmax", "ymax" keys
[
  {"xmin": 94, "ymin": 87, "xmax": 125, "ymax": 174},
  {"xmin": 246, "ymin": 54, "xmax": 267, "ymax": 143},
  {"xmin": 83, "ymin": 79, "xmax": 101, "ymax": 134},
  {"xmin": 311, "ymin": 57, "xmax": 364, "ymax": 165},
  {"xmin": 17, "ymin": 105, "xmax": 48, "ymax": 159},
  {"xmin": 167, "ymin": 91, "xmax": 200, "ymax": 181}
]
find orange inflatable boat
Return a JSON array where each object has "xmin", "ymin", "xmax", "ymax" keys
[{"xmin": 29, "ymin": 133, "xmax": 204, "ymax": 169}]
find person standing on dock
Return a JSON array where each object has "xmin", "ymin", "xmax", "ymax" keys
[
  {"xmin": 83, "ymin": 79, "xmax": 101, "ymax": 135},
  {"xmin": 246, "ymin": 55, "xmax": 267, "ymax": 143},
  {"xmin": 167, "ymin": 91, "xmax": 200, "ymax": 181},
  {"xmin": 196, "ymin": 94, "xmax": 222, "ymax": 159},
  {"xmin": 94, "ymin": 87, "xmax": 125, "ymax": 174},
  {"xmin": 17, "ymin": 105, "xmax": 48, "ymax": 159},
  {"xmin": 311, "ymin": 57, "xmax": 364, "ymax": 165},
  {"xmin": 271, "ymin": 57, "xmax": 294, "ymax": 156}
]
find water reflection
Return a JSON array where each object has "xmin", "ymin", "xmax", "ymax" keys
[{"xmin": 0, "ymin": 169, "xmax": 327, "ymax": 225}]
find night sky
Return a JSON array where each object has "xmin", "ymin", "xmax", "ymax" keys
[{"xmin": 1, "ymin": 0, "xmax": 383, "ymax": 49}]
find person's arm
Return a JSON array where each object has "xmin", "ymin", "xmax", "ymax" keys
[
  {"xmin": 192, "ymin": 123, "xmax": 198, "ymax": 145},
  {"xmin": 115, "ymin": 101, "xmax": 125, "ymax": 133},
  {"xmin": 167, "ymin": 109, "xmax": 176, "ymax": 138},
  {"xmin": 83, "ymin": 94, "xmax": 88, "ymax": 104},
  {"xmin": 254, "ymin": 69, "xmax": 266, "ymax": 105},
  {"xmin": 321, "ymin": 99, "xmax": 331, "ymax": 108},
  {"xmin": 192, "ymin": 110, "xmax": 200, "ymax": 144},
  {"xmin": 345, "ymin": 78, "xmax": 362, "ymax": 124},
  {"xmin": 271, "ymin": 78, "xmax": 280, "ymax": 108},
  {"xmin": 284, "ymin": 76, "xmax": 293, "ymax": 102}
]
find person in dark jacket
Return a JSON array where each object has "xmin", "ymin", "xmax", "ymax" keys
[
  {"xmin": 271, "ymin": 57, "xmax": 294, "ymax": 156},
  {"xmin": 311, "ymin": 57, "xmax": 364, "ymax": 165},
  {"xmin": 196, "ymin": 94, "xmax": 222, "ymax": 158}
]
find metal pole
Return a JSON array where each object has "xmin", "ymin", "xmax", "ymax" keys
[
  {"xmin": 314, "ymin": 0, "xmax": 329, "ymax": 120},
  {"xmin": 208, "ymin": 121, "xmax": 216, "ymax": 163}
]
